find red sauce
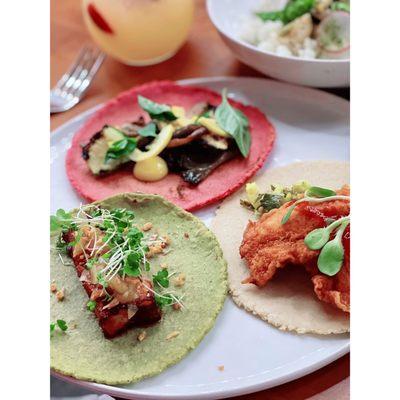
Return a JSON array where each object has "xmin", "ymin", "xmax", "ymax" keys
[{"xmin": 297, "ymin": 202, "xmax": 350, "ymax": 250}]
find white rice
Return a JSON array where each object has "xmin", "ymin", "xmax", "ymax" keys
[{"xmin": 240, "ymin": 0, "xmax": 319, "ymax": 59}]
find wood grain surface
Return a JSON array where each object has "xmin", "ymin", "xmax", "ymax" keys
[{"xmin": 50, "ymin": 1, "xmax": 350, "ymax": 399}]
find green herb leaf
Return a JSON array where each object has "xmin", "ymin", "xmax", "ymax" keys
[
  {"xmin": 137, "ymin": 122, "xmax": 158, "ymax": 137},
  {"xmin": 87, "ymin": 300, "xmax": 97, "ymax": 312},
  {"xmin": 50, "ymin": 323, "xmax": 56, "ymax": 333},
  {"xmin": 155, "ymin": 293, "xmax": 173, "ymax": 307},
  {"xmin": 283, "ymin": 0, "xmax": 315, "ymax": 24},
  {"xmin": 331, "ymin": 1, "xmax": 350, "ymax": 12},
  {"xmin": 153, "ymin": 269, "xmax": 170, "ymax": 288},
  {"xmin": 305, "ymin": 186, "xmax": 337, "ymax": 198},
  {"xmin": 256, "ymin": 10, "xmax": 284, "ymax": 22},
  {"xmin": 123, "ymin": 253, "xmax": 141, "ymax": 277},
  {"xmin": 56, "ymin": 319, "xmax": 68, "ymax": 331},
  {"xmin": 317, "ymin": 237, "xmax": 344, "ymax": 276},
  {"xmin": 215, "ymin": 89, "xmax": 251, "ymax": 157},
  {"xmin": 50, "ymin": 209, "xmax": 75, "ymax": 232},
  {"xmin": 304, "ymin": 228, "xmax": 330, "ymax": 250},
  {"xmin": 317, "ymin": 220, "xmax": 349, "ymax": 276},
  {"xmin": 258, "ymin": 193, "xmax": 284, "ymax": 212},
  {"xmin": 105, "ymin": 136, "xmax": 137, "ymax": 163},
  {"xmin": 138, "ymin": 95, "xmax": 177, "ymax": 121}
]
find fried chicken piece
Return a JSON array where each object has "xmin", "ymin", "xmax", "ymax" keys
[{"xmin": 240, "ymin": 186, "xmax": 350, "ymax": 312}]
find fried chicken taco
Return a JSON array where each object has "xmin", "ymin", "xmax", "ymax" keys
[
  {"xmin": 211, "ymin": 161, "xmax": 350, "ymax": 334},
  {"xmin": 66, "ymin": 81, "xmax": 275, "ymax": 211},
  {"xmin": 50, "ymin": 193, "xmax": 227, "ymax": 384}
]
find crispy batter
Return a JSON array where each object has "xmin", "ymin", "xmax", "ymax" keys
[{"xmin": 240, "ymin": 186, "xmax": 350, "ymax": 312}]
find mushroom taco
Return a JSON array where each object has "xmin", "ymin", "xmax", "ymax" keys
[
  {"xmin": 211, "ymin": 161, "xmax": 350, "ymax": 335},
  {"xmin": 66, "ymin": 81, "xmax": 275, "ymax": 211},
  {"xmin": 50, "ymin": 193, "xmax": 227, "ymax": 384}
]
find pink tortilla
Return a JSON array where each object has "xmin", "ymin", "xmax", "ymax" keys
[{"xmin": 66, "ymin": 81, "xmax": 275, "ymax": 211}]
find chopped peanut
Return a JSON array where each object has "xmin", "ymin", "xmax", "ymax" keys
[
  {"xmin": 166, "ymin": 331, "xmax": 180, "ymax": 340},
  {"xmin": 147, "ymin": 244, "xmax": 163, "ymax": 258},
  {"xmin": 174, "ymin": 273, "xmax": 186, "ymax": 287},
  {"xmin": 137, "ymin": 331, "xmax": 147, "ymax": 342},
  {"xmin": 50, "ymin": 282, "xmax": 57, "ymax": 293},
  {"xmin": 142, "ymin": 222, "xmax": 153, "ymax": 232},
  {"xmin": 218, "ymin": 365, "xmax": 225, "ymax": 372},
  {"xmin": 172, "ymin": 303, "xmax": 182, "ymax": 311},
  {"xmin": 163, "ymin": 235, "xmax": 171, "ymax": 245},
  {"xmin": 56, "ymin": 288, "xmax": 65, "ymax": 301},
  {"xmin": 184, "ymin": 232, "xmax": 189, "ymax": 239},
  {"xmin": 160, "ymin": 263, "xmax": 168, "ymax": 269}
]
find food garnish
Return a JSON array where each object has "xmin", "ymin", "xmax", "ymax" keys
[
  {"xmin": 166, "ymin": 331, "xmax": 180, "ymax": 340},
  {"xmin": 241, "ymin": 180, "xmax": 311, "ymax": 214},
  {"xmin": 241, "ymin": 181, "xmax": 350, "ymax": 288},
  {"xmin": 281, "ymin": 186, "xmax": 349, "ymax": 224},
  {"xmin": 82, "ymin": 89, "xmax": 251, "ymax": 185},
  {"xmin": 50, "ymin": 319, "xmax": 68, "ymax": 333},
  {"xmin": 56, "ymin": 288, "xmax": 65, "ymax": 301},
  {"xmin": 242, "ymin": 0, "xmax": 350, "ymax": 59},
  {"xmin": 50, "ymin": 205, "xmax": 185, "ymax": 337}
]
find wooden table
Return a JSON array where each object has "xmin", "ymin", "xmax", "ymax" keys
[{"xmin": 50, "ymin": 1, "xmax": 350, "ymax": 399}]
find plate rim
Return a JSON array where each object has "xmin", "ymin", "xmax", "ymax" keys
[{"xmin": 51, "ymin": 76, "xmax": 350, "ymax": 399}]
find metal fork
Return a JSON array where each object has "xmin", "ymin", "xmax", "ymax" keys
[{"xmin": 50, "ymin": 46, "xmax": 105, "ymax": 114}]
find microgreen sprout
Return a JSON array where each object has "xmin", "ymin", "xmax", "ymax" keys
[
  {"xmin": 316, "ymin": 219, "xmax": 350, "ymax": 276},
  {"xmin": 52, "ymin": 204, "xmax": 185, "ymax": 311}
]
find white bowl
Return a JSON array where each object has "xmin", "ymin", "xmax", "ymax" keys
[{"xmin": 207, "ymin": 0, "xmax": 350, "ymax": 88}]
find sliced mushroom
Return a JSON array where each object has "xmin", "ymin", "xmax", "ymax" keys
[{"xmin": 167, "ymin": 126, "xmax": 208, "ymax": 148}]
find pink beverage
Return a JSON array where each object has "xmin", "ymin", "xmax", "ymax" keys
[{"xmin": 82, "ymin": 0, "xmax": 194, "ymax": 65}]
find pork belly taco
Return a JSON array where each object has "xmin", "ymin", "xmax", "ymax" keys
[
  {"xmin": 50, "ymin": 193, "xmax": 227, "ymax": 384},
  {"xmin": 211, "ymin": 161, "xmax": 350, "ymax": 334},
  {"xmin": 66, "ymin": 81, "xmax": 275, "ymax": 211}
]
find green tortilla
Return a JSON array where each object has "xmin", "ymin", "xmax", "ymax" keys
[{"xmin": 50, "ymin": 193, "xmax": 227, "ymax": 385}]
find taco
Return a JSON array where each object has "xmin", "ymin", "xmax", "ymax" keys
[
  {"xmin": 66, "ymin": 81, "xmax": 275, "ymax": 211},
  {"xmin": 211, "ymin": 161, "xmax": 350, "ymax": 335},
  {"xmin": 50, "ymin": 193, "xmax": 227, "ymax": 384}
]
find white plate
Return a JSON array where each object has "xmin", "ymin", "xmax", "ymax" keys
[
  {"xmin": 51, "ymin": 77, "xmax": 350, "ymax": 400},
  {"xmin": 207, "ymin": 0, "xmax": 350, "ymax": 88}
]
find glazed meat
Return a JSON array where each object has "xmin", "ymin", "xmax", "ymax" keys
[
  {"xmin": 63, "ymin": 230, "xmax": 161, "ymax": 338},
  {"xmin": 240, "ymin": 186, "xmax": 350, "ymax": 312}
]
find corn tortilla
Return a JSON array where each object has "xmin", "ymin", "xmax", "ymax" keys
[
  {"xmin": 50, "ymin": 193, "xmax": 227, "ymax": 384},
  {"xmin": 211, "ymin": 161, "xmax": 350, "ymax": 334}
]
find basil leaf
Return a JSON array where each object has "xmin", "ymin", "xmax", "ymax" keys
[
  {"xmin": 215, "ymin": 89, "xmax": 251, "ymax": 157},
  {"xmin": 317, "ymin": 237, "xmax": 344, "ymax": 276},
  {"xmin": 304, "ymin": 228, "xmax": 330, "ymax": 250},
  {"xmin": 137, "ymin": 122, "xmax": 157, "ymax": 137},
  {"xmin": 305, "ymin": 186, "xmax": 336, "ymax": 198},
  {"xmin": 105, "ymin": 136, "xmax": 137, "ymax": 163},
  {"xmin": 138, "ymin": 95, "xmax": 177, "ymax": 121},
  {"xmin": 258, "ymin": 193, "xmax": 284, "ymax": 211}
]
